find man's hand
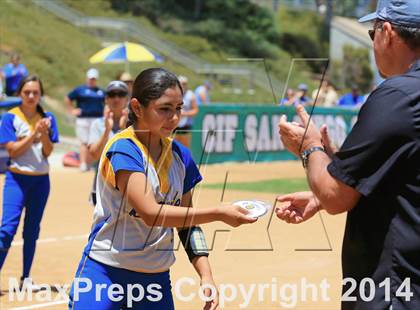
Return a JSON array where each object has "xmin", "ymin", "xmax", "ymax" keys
[
  {"xmin": 105, "ymin": 110, "xmax": 114, "ymax": 133},
  {"xmin": 275, "ymin": 191, "xmax": 320, "ymax": 224},
  {"xmin": 71, "ymin": 108, "xmax": 81, "ymax": 117},
  {"xmin": 320, "ymin": 124, "xmax": 338, "ymax": 156},
  {"xmin": 278, "ymin": 104, "xmax": 322, "ymax": 157},
  {"xmin": 119, "ymin": 109, "xmax": 128, "ymax": 129}
]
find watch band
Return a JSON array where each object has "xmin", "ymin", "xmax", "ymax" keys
[{"xmin": 301, "ymin": 146, "xmax": 326, "ymax": 168}]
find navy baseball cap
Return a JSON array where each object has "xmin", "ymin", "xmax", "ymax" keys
[
  {"xmin": 106, "ymin": 80, "xmax": 128, "ymax": 95},
  {"xmin": 359, "ymin": 0, "xmax": 420, "ymax": 27}
]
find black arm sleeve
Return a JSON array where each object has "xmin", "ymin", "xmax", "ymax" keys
[{"xmin": 178, "ymin": 226, "xmax": 209, "ymax": 262}]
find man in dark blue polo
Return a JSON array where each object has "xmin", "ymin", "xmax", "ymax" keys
[
  {"xmin": 277, "ymin": 0, "xmax": 420, "ymax": 309},
  {"xmin": 65, "ymin": 68, "xmax": 105, "ymax": 172}
]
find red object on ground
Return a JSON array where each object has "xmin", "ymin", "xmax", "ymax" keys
[{"xmin": 62, "ymin": 151, "xmax": 80, "ymax": 168}]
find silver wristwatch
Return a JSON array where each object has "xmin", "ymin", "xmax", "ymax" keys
[{"xmin": 301, "ymin": 146, "xmax": 326, "ymax": 168}]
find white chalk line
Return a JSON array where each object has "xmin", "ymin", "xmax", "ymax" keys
[{"xmin": 11, "ymin": 234, "xmax": 88, "ymax": 247}]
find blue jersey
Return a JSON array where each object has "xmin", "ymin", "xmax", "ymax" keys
[
  {"xmin": 67, "ymin": 85, "xmax": 105, "ymax": 118},
  {"xmin": 338, "ymin": 93, "xmax": 364, "ymax": 106},
  {"xmin": 86, "ymin": 127, "xmax": 202, "ymax": 272},
  {"xmin": 2, "ymin": 63, "xmax": 28, "ymax": 95}
]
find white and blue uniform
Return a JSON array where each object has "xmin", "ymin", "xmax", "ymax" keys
[
  {"xmin": 194, "ymin": 85, "xmax": 209, "ymax": 106},
  {"xmin": 0, "ymin": 107, "xmax": 59, "ymax": 278},
  {"xmin": 178, "ymin": 89, "xmax": 195, "ymax": 129},
  {"xmin": 69, "ymin": 126, "xmax": 202, "ymax": 309},
  {"xmin": 87, "ymin": 117, "xmax": 121, "ymax": 205}
]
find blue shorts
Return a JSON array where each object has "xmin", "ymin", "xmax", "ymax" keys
[{"xmin": 68, "ymin": 254, "xmax": 175, "ymax": 310}]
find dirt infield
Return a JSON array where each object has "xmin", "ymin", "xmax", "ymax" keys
[{"xmin": 0, "ymin": 161, "xmax": 346, "ymax": 309}]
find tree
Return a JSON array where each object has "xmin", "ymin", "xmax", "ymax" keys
[{"xmin": 331, "ymin": 45, "xmax": 373, "ymax": 93}]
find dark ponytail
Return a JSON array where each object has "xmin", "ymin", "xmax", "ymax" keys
[
  {"xmin": 126, "ymin": 68, "xmax": 183, "ymax": 128},
  {"xmin": 17, "ymin": 75, "xmax": 46, "ymax": 118}
]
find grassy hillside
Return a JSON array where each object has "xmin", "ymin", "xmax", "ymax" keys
[
  {"xmin": 0, "ymin": 0, "xmax": 269, "ymax": 138},
  {"xmin": 61, "ymin": 0, "xmax": 277, "ymax": 104},
  {"xmin": 0, "ymin": 0, "xmax": 112, "ymax": 135},
  {"xmin": 62, "ymin": 0, "xmax": 319, "ymax": 97},
  {"xmin": 0, "ymin": 0, "xmax": 328, "ymax": 138}
]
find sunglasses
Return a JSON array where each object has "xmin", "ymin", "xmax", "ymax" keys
[
  {"xmin": 107, "ymin": 92, "xmax": 127, "ymax": 98},
  {"xmin": 368, "ymin": 22, "xmax": 384, "ymax": 41},
  {"xmin": 22, "ymin": 90, "xmax": 40, "ymax": 96}
]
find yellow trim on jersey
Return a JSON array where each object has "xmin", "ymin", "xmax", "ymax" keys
[
  {"xmin": 9, "ymin": 107, "xmax": 42, "ymax": 131},
  {"xmin": 99, "ymin": 127, "xmax": 173, "ymax": 193}
]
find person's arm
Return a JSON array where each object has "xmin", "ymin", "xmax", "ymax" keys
[
  {"xmin": 0, "ymin": 75, "xmax": 3, "ymax": 98},
  {"xmin": 283, "ymin": 97, "xmax": 295, "ymax": 106},
  {"xmin": 279, "ymin": 105, "xmax": 361, "ymax": 215},
  {"xmin": 116, "ymin": 170, "xmax": 256, "ymax": 228},
  {"xmin": 304, "ymin": 149, "xmax": 360, "ymax": 214},
  {"xmin": 198, "ymin": 88, "xmax": 207, "ymax": 105},
  {"xmin": 64, "ymin": 96, "xmax": 74, "ymax": 113},
  {"xmin": 89, "ymin": 112, "xmax": 114, "ymax": 160},
  {"xmin": 40, "ymin": 131, "xmax": 54, "ymax": 157},
  {"xmin": 65, "ymin": 94, "xmax": 81, "ymax": 116},
  {"xmin": 192, "ymin": 256, "xmax": 219, "ymax": 310},
  {"xmin": 178, "ymin": 191, "xmax": 218, "ymax": 309},
  {"xmin": 89, "ymin": 129, "xmax": 111, "ymax": 161},
  {"xmin": 5, "ymin": 134, "xmax": 36, "ymax": 158}
]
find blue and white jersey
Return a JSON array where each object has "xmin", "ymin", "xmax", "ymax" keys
[
  {"xmin": 87, "ymin": 117, "xmax": 120, "ymax": 146},
  {"xmin": 86, "ymin": 127, "xmax": 202, "ymax": 272},
  {"xmin": 194, "ymin": 85, "xmax": 209, "ymax": 106},
  {"xmin": 178, "ymin": 89, "xmax": 195, "ymax": 128},
  {"xmin": 67, "ymin": 85, "xmax": 105, "ymax": 118},
  {"xmin": 0, "ymin": 107, "xmax": 59, "ymax": 175}
]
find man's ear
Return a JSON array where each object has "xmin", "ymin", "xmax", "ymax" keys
[{"xmin": 383, "ymin": 22, "xmax": 395, "ymax": 46}]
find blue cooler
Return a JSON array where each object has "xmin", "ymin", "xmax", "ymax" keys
[{"xmin": 0, "ymin": 97, "xmax": 21, "ymax": 173}]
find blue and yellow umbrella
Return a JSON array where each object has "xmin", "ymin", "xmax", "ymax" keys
[{"xmin": 89, "ymin": 41, "xmax": 163, "ymax": 71}]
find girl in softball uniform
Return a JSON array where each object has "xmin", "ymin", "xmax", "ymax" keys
[
  {"xmin": 69, "ymin": 68, "xmax": 255, "ymax": 309},
  {"xmin": 0, "ymin": 75, "xmax": 59, "ymax": 286}
]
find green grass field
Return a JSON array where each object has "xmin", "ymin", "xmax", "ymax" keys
[{"xmin": 203, "ymin": 178, "xmax": 308, "ymax": 194}]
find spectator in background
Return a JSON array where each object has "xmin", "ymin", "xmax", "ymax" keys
[
  {"xmin": 195, "ymin": 80, "xmax": 211, "ymax": 105},
  {"xmin": 65, "ymin": 68, "xmax": 105, "ymax": 172},
  {"xmin": 88, "ymin": 81, "xmax": 129, "ymax": 205},
  {"xmin": 311, "ymin": 80, "xmax": 339, "ymax": 107},
  {"xmin": 118, "ymin": 72, "xmax": 134, "ymax": 95},
  {"xmin": 338, "ymin": 85, "xmax": 364, "ymax": 107},
  {"xmin": 295, "ymin": 83, "xmax": 312, "ymax": 106},
  {"xmin": 175, "ymin": 76, "xmax": 198, "ymax": 148},
  {"xmin": 0, "ymin": 74, "xmax": 3, "ymax": 99},
  {"xmin": 279, "ymin": 88, "xmax": 296, "ymax": 106},
  {"xmin": 1, "ymin": 53, "xmax": 28, "ymax": 97},
  {"xmin": 282, "ymin": 83, "xmax": 313, "ymax": 107}
]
